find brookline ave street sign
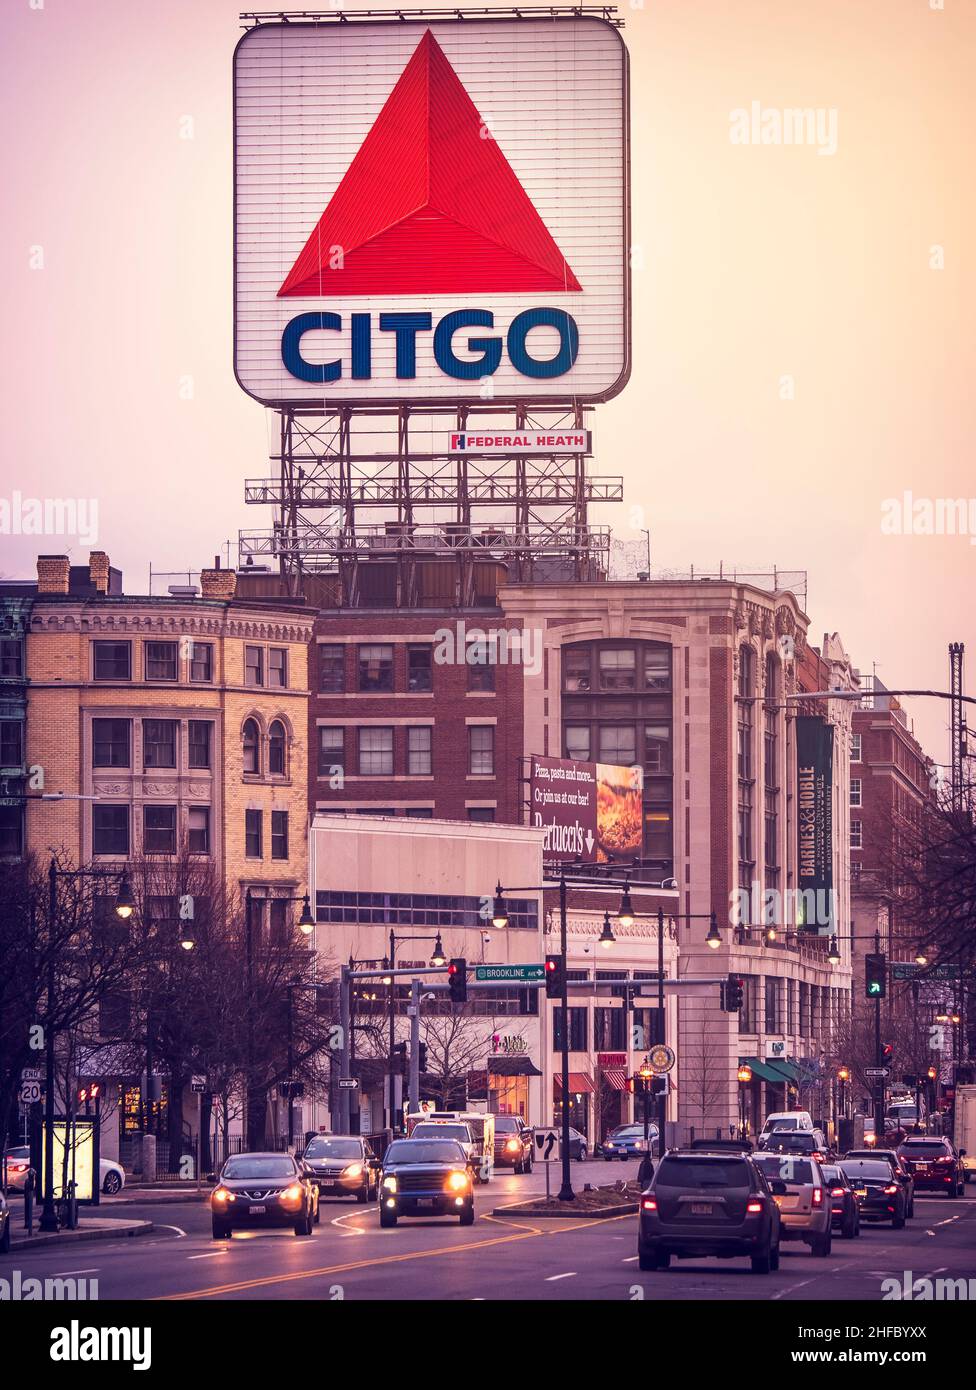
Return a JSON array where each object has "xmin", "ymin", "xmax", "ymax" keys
[{"xmin": 474, "ymin": 964, "xmax": 546, "ymax": 984}]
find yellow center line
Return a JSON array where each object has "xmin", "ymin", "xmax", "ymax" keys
[{"xmin": 158, "ymin": 1212, "xmax": 632, "ymax": 1300}]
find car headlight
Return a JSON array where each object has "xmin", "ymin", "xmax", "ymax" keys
[
  {"xmin": 382, "ymin": 1175, "xmax": 397, "ymax": 1192},
  {"xmin": 281, "ymin": 1183, "xmax": 303, "ymax": 1205},
  {"xmin": 212, "ymin": 1187, "xmax": 234, "ymax": 1204},
  {"xmin": 447, "ymin": 1170, "xmax": 470, "ymax": 1192},
  {"xmin": 342, "ymin": 1163, "xmax": 364, "ymax": 1179},
  {"xmin": 505, "ymin": 1139, "xmax": 520, "ymax": 1152}
]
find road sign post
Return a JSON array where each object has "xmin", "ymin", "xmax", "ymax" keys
[{"xmin": 533, "ymin": 1127, "xmax": 560, "ymax": 1201}]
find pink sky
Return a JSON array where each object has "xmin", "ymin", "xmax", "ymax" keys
[{"xmin": 1, "ymin": 0, "xmax": 973, "ymax": 763}]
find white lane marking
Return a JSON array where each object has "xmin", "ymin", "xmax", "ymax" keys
[
  {"xmin": 545, "ymin": 1271, "xmax": 577, "ymax": 1281},
  {"xmin": 331, "ymin": 1208, "xmax": 372, "ymax": 1235},
  {"xmin": 154, "ymin": 1224, "xmax": 188, "ymax": 1238},
  {"xmin": 187, "ymin": 1251, "xmax": 228, "ymax": 1260},
  {"xmin": 772, "ymin": 1277, "xmax": 817, "ymax": 1300},
  {"xmin": 621, "ymin": 1255, "xmax": 639, "ymax": 1263},
  {"xmin": 52, "ymin": 1268, "xmax": 99, "ymax": 1277}
]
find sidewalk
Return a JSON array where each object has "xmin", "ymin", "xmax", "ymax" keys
[{"xmin": 9, "ymin": 1216, "xmax": 153, "ymax": 1252}]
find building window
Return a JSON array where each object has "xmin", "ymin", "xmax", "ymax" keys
[
  {"xmin": 643, "ymin": 723, "xmax": 671, "ymax": 774},
  {"xmin": 850, "ymin": 820, "xmax": 862, "ymax": 850},
  {"xmin": 189, "ymin": 642, "xmax": 213, "ymax": 682},
  {"xmin": 245, "ymin": 645, "xmax": 264, "ymax": 687},
  {"xmin": 564, "ymin": 725, "xmax": 591, "ymax": 762},
  {"xmin": 144, "ymin": 804, "xmax": 176, "ymax": 855},
  {"xmin": 553, "ymin": 1008, "xmax": 588, "ymax": 1052},
  {"xmin": 188, "ymin": 720, "xmax": 212, "ymax": 770},
  {"xmin": 0, "ymin": 805, "xmax": 23, "ymax": 858},
  {"xmin": 644, "ymin": 644, "xmax": 671, "ymax": 690},
  {"xmin": 851, "ymin": 861, "xmax": 862, "ymax": 885},
  {"xmin": 358, "ymin": 644, "xmax": 393, "ymax": 692},
  {"xmin": 598, "ymin": 724, "xmax": 636, "ymax": 766},
  {"xmin": 268, "ymin": 720, "xmax": 287, "ymax": 776},
  {"xmin": 467, "ymin": 640, "xmax": 496, "ymax": 692},
  {"xmin": 594, "ymin": 1007, "xmax": 626, "ymax": 1051},
  {"xmin": 739, "ymin": 975, "xmax": 758, "ymax": 1032},
  {"xmin": 188, "ymin": 806, "xmax": 210, "ymax": 854},
  {"xmin": 468, "ymin": 725, "xmax": 494, "ymax": 775},
  {"xmin": 0, "ymin": 639, "xmax": 23, "ymax": 678},
  {"xmin": 268, "ymin": 648, "xmax": 287, "ymax": 688},
  {"xmin": 319, "ymin": 645, "xmax": 345, "ymax": 693},
  {"xmin": 562, "ymin": 647, "xmax": 591, "ymax": 693},
  {"xmin": 0, "ymin": 720, "xmax": 22, "ymax": 767},
  {"xmin": 318, "ymin": 726, "xmax": 344, "ymax": 778},
  {"xmin": 850, "ymin": 778, "xmax": 862, "ymax": 807},
  {"xmin": 92, "ymin": 718, "xmax": 130, "ymax": 769},
  {"xmin": 598, "ymin": 647, "xmax": 636, "ymax": 691},
  {"xmin": 271, "ymin": 810, "xmax": 288, "ymax": 860},
  {"xmin": 245, "ymin": 809, "xmax": 263, "ymax": 858},
  {"xmin": 93, "ymin": 805, "xmax": 129, "ymax": 856},
  {"xmin": 269, "ymin": 898, "xmax": 290, "ymax": 947},
  {"xmin": 851, "ymin": 732, "xmax": 862, "ymax": 762},
  {"xmin": 242, "ymin": 719, "xmax": 260, "ymax": 775},
  {"xmin": 467, "ymin": 806, "xmax": 495, "ymax": 822},
  {"xmin": 408, "ymin": 645, "xmax": 433, "ymax": 692},
  {"xmin": 143, "ymin": 719, "xmax": 176, "ymax": 769},
  {"xmin": 359, "ymin": 726, "xmax": 394, "ymax": 775},
  {"xmin": 93, "ymin": 641, "xmax": 131, "ymax": 681},
  {"xmin": 145, "ymin": 641, "xmax": 178, "ymax": 681},
  {"xmin": 317, "ymin": 889, "xmax": 538, "ymax": 930},
  {"xmin": 764, "ymin": 976, "xmax": 781, "ymax": 1033},
  {"xmin": 405, "ymin": 807, "xmax": 434, "ymax": 817},
  {"xmin": 764, "ymin": 653, "xmax": 780, "ymax": 893},
  {"xmin": 737, "ymin": 646, "xmax": 756, "ymax": 909},
  {"xmin": 407, "ymin": 726, "xmax": 432, "ymax": 775}
]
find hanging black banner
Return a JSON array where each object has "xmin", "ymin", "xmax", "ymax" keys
[{"xmin": 796, "ymin": 716, "xmax": 834, "ymax": 930}]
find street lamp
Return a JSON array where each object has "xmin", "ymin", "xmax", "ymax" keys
[
  {"xmin": 431, "ymin": 932, "xmax": 446, "ymax": 967},
  {"xmin": 616, "ymin": 883, "xmax": 635, "ymax": 929},
  {"xmin": 179, "ymin": 921, "xmax": 196, "ymax": 952},
  {"xmin": 827, "ymin": 935, "xmax": 841, "ymax": 965},
  {"xmin": 297, "ymin": 895, "xmax": 315, "ymax": 935},
  {"xmin": 914, "ymin": 947, "xmax": 929, "ymax": 966},
  {"xmin": 491, "ymin": 884, "xmax": 509, "ymax": 930},
  {"xmin": 706, "ymin": 913, "xmax": 722, "ymax": 949},
  {"xmin": 598, "ymin": 911, "xmax": 616, "ymax": 949}
]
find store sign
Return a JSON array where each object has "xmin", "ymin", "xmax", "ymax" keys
[
  {"xmin": 795, "ymin": 716, "xmax": 834, "ymax": 928},
  {"xmin": 531, "ymin": 756, "xmax": 643, "ymax": 864},
  {"xmin": 765, "ymin": 1040, "xmax": 787, "ymax": 1060},
  {"xmin": 598, "ymin": 1053, "xmax": 627, "ymax": 1068},
  {"xmin": 491, "ymin": 1033, "xmax": 529, "ymax": 1057},
  {"xmin": 234, "ymin": 18, "xmax": 629, "ymax": 405},
  {"xmin": 448, "ymin": 429, "xmax": 590, "ymax": 455}
]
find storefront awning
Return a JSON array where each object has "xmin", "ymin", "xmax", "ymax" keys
[
  {"xmin": 488, "ymin": 1057, "xmax": 542, "ymax": 1077},
  {"xmin": 739, "ymin": 1056, "xmax": 788, "ymax": 1085},
  {"xmin": 601, "ymin": 1069, "xmax": 628, "ymax": 1091},
  {"xmin": 764, "ymin": 1059, "xmax": 799, "ymax": 1084},
  {"xmin": 553, "ymin": 1071, "xmax": 595, "ymax": 1094}
]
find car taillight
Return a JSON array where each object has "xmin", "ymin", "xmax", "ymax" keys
[
  {"xmin": 9, "ymin": 1162, "xmax": 28, "ymax": 1173},
  {"xmin": 812, "ymin": 1187, "xmax": 823, "ymax": 1207},
  {"xmin": 830, "ymin": 1187, "xmax": 845, "ymax": 1197},
  {"xmin": 641, "ymin": 1197, "xmax": 657, "ymax": 1211},
  {"xmin": 934, "ymin": 1156, "xmax": 953, "ymax": 1164},
  {"xmin": 883, "ymin": 1184, "xmax": 899, "ymax": 1194},
  {"xmin": 746, "ymin": 1200, "xmax": 763, "ymax": 1213}
]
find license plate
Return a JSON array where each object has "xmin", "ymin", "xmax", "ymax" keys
[
  {"xmin": 417, "ymin": 1197, "xmax": 435, "ymax": 1208},
  {"xmin": 855, "ymin": 1189, "xmax": 867, "ymax": 1198},
  {"xmin": 690, "ymin": 1203, "xmax": 713, "ymax": 1215},
  {"xmin": 249, "ymin": 1204, "xmax": 266, "ymax": 1215}
]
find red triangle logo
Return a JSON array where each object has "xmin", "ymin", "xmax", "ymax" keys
[{"xmin": 277, "ymin": 30, "xmax": 581, "ymax": 297}]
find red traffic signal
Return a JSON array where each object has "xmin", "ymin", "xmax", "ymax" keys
[
  {"xmin": 447, "ymin": 957, "xmax": 467, "ymax": 1004},
  {"xmin": 545, "ymin": 953, "xmax": 565, "ymax": 999}
]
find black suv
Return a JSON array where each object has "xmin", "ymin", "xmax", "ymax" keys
[
  {"xmin": 211, "ymin": 1152, "xmax": 320, "ymax": 1239},
  {"xmin": 303, "ymin": 1134, "xmax": 380, "ymax": 1204},
  {"xmin": 896, "ymin": 1136, "xmax": 966, "ymax": 1197},
  {"xmin": 638, "ymin": 1148, "xmax": 782, "ymax": 1274},
  {"xmin": 379, "ymin": 1138, "xmax": 475, "ymax": 1227},
  {"xmin": 494, "ymin": 1116, "xmax": 533, "ymax": 1173}
]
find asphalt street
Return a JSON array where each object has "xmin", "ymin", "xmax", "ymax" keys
[{"xmin": 5, "ymin": 1158, "xmax": 975, "ymax": 1302}]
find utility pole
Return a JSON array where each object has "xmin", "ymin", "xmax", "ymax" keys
[{"xmin": 409, "ymin": 979, "xmax": 421, "ymax": 1115}]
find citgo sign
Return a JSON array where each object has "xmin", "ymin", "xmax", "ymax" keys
[{"xmin": 234, "ymin": 18, "xmax": 630, "ymax": 406}]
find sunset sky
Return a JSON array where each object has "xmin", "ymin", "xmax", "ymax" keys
[{"xmin": 1, "ymin": 0, "xmax": 972, "ymax": 764}]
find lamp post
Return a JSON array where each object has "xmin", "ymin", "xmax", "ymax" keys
[
  {"xmin": 384, "ymin": 930, "xmax": 445, "ymax": 1135},
  {"xmin": 41, "ymin": 859, "xmax": 134, "ymax": 1234}
]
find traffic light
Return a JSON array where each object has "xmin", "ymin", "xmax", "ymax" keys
[
  {"xmin": 545, "ymin": 953, "xmax": 565, "ymax": 999},
  {"xmin": 881, "ymin": 1043, "xmax": 894, "ymax": 1062},
  {"xmin": 447, "ymin": 957, "xmax": 467, "ymax": 1004},
  {"xmin": 865, "ymin": 953, "xmax": 887, "ymax": 999},
  {"xmin": 393, "ymin": 1041, "xmax": 407, "ymax": 1073},
  {"xmin": 649, "ymin": 1075, "xmax": 668, "ymax": 1099},
  {"xmin": 418, "ymin": 1042, "xmax": 428, "ymax": 1074},
  {"xmin": 723, "ymin": 974, "xmax": 744, "ymax": 1012}
]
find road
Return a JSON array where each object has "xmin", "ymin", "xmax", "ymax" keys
[{"xmin": 7, "ymin": 1160, "xmax": 975, "ymax": 1301}]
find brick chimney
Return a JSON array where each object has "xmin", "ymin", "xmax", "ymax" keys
[
  {"xmin": 200, "ymin": 555, "xmax": 237, "ymax": 600},
  {"xmin": 89, "ymin": 550, "xmax": 110, "ymax": 595},
  {"xmin": 36, "ymin": 554, "xmax": 70, "ymax": 595}
]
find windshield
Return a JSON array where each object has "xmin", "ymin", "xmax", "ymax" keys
[
  {"xmin": 765, "ymin": 1118, "xmax": 801, "ymax": 1130},
  {"xmin": 839, "ymin": 1160, "xmax": 893, "ymax": 1181},
  {"xmin": 222, "ymin": 1156, "xmax": 296, "ymax": 1181},
  {"xmin": 821, "ymin": 1166, "xmax": 843, "ymax": 1184},
  {"xmin": 385, "ymin": 1140, "xmax": 465, "ymax": 1165},
  {"xmin": 494, "ymin": 1117, "xmax": 521, "ymax": 1133},
  {"xmin": 900, "ymin": 1142, "xmax": 950, "ymax": 1157},
  {"xmin": 763, "ymin": 1133, "xmax": 816, "ymax": 1151},
  {"xmin": 411, "ymin": 1124, "xmax": 469, "ymax": 1142},
  {"xmin": 655, "ymin": 1158, "xmax": 750, "ymax": 1189},
  {"xmin": 304, "ymin": 1138, "xmax": 363, "ymax": 1161},
  {"xmin": 755, "ymin": 1156, "xmax": 815, "ymax": 1184},
  {"xmin": 612, "ymin": 1126, "xmax": 653, "ymax": 1138}
]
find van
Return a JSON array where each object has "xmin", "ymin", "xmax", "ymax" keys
[{"xmin": 759, "ymin": 1111, "xmax": 814, "ymax": 1138}]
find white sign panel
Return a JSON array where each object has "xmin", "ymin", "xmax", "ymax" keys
[
  {"xmin": 532, "ymin": 1128, "xmax": 560, "ymax": 1164},
  {"xmin": 449, "ymin": 429, "xmax": 591, "ymax": 455},
  {"xmin": 234, "ymin": 18, "xmax": 630, "ymax": 406}
]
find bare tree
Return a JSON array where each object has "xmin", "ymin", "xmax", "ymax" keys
[{"xmin": 680, "ymin": 1013, "xmax": 728, "ymax": 1135}]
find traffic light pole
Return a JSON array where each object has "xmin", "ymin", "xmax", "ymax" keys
[
  {"xmin": 874, "ymin": 931, "xmax": 884, "ymax": 1140},
  {"xmin": 409, "ymin": 978, "xmax": 421, "ymax": 1115},
  {"xmin": 558, "ymin": 875, "xmax": 573, "ymax": 1202},
  {"xmin": 657, "ymin": 907, "xmax": 667, "ymax": 1158}
]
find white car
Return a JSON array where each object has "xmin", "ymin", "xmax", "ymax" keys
[
  {"xmin": 758, "ymin": 1111, "xmax": 814, "ymax": 1139},
  {"xmin": 1, "ymin": 1147, "xmax": 125, "ymax": 1196}
]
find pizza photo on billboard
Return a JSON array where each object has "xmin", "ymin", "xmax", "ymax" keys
[{"xmin": 595, "ymin": 763, "xmax": 643, "ymax": 862}]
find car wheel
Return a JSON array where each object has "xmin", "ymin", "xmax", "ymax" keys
[
  {"xmin": 907, "ymin": 1198, "xmax": 914, "ymax": 1217},
  {"xmin": 638, "ymin": 1246, "xmax": 670, "ymax": 1270},
  {"xmin": 0, "ymin": 1218, "xmax": 10, "ymax": 1255},
  {"xmin": 843, "ymin": 1211, "xmax": 857, "ymax": 1239},
  {"xmin": 751, "ymin": 1245, "xmax": 773, "ymax": 1274},
  {"xmin": 294, "ymin": 1214, "xmax": 313, "ymax": 1237},
  {"xmin": 770, "ymin": 1240, "xmax": 780, "ymax": 1271},
  {"xmin": 102, "ymin": 1170, "xmax": 122, "ymax": 1195},
  {"xmin": 211, "ymin": 1219, "xmax": 231, "ymax": 1240},
  {"xmin": 604, "ymin": 1156, "xmax": 612, "ymax": 1162},
  {"xmin": 525, "ymin": 1157, "xmax": 532, "ymax": 1174},
  {"xmin": 892, "ymin": 1208, "xmax": 906, "ymax": 1229},
  {"xmin": 459, "ymin": 1203, "xmax": 475, "ymax": 1227},
  {"xmin": 313, "ymin": 1202, "xmax": 321, "ymax": 1225},
  {"xmin": 356, "ymin": 1185, "xmax": 369, "ymax": 1203},
  {"xmin": 380, "ymin": 1207, "xmax": 397, "ymax": 1228},
  {"xmin": 812, "ymin": 1231, "xmax": 831, "ymax": 1256}
]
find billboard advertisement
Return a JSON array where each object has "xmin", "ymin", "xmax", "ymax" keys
[
  {"xmin": 531, "ymin": 756, "xmax": 643, "ymax": 864},
  {"xmin": 796, "ymin": 716, "xmax": 834, "ymax": 928},
  {"xmin": 234, "ymin": 18, "xmax": 630, "ymax": 407}
]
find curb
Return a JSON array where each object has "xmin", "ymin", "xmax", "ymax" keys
[
  {"xmin": 491, "ymin": 1200, "xmax": 638, "ymax": 1219},
  {"xmin": 10, "ymin": 1219, "xmax": 154, "ymax": 1252},
  {"xmin": 105, "ymin": 1190, "xmax": 210, "ymax": 1206}
]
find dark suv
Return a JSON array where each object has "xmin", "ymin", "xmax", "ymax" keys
[
  {"xmin": 493, "ymin": 1116, "xmax": 533, "ymax": 1173},
  {"xmin": 638, "ymin": 1149, "xmax": 782, "ymax": 1274},
  {"xmin": 211, "ymin": 1152, "xmax": 319, "ymax": 1239},
  {"xmin": 896, "ymin": 1136, "xmax": 966, "ymax": 1197}
]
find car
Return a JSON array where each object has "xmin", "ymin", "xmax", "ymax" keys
[
  {"xmin": 820, "ymin": 1163, "xmax": 861, "ymax": 1239},
  {"xmin": 758, "ymin": 1110, "xmax": 814, "ymax": 1139},
  {"xmin": 210, "ymin": 1151, "xmax": 319, "ymax": 1239},
  {"xmin": 303, "ymin": 1134, "xmax": 380, "ymax": 1204},
  {"xmin": 757, "ymin": 1129, "xmax": 832, "ymax": 1163},
  {"xmin": 838, "ymin": 1158, "xmax": 908, "ymax": 1227},
  {"xmin": 408, "ymin": 1121, "xmax": 481, "ymax": 1173},
  {"xmin": 2, "ymin": 1146, "xmax": 125, "ymax": 1196},
  {"xmin": 602, "ymin": 1123, "xmax": 659, "ymax": 1160},
  {"xmin": 895, "ymin": 1135, "xmax": 966, "ymax": 1197},
  {"xmin": 0, "ymin": 1190, "xmax": 9, "ymax": 1255},
  {"xmin": 843, "ymin": 1149, "xmax": 914, "ymax": 1216},
  {"xmin": 562, "ymin": 1126, "xmax": 588, "ymax": 1162},
  {"xmin": 752, "ymin": 1154, "xmax": 832, "ymax": 1255},
  {"xmin": 378, "ymin": 1137, "xmax": 475, "ymax": 1227},
  {"xmin": 638, "ymin": 1148, "xmax": 782, "ymax": 1274},
  {"xmin": 493, "ymin": 1116, "xmax": 533, "ymax": 1173}
]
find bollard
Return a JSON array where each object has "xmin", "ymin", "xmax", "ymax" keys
[{"xmin": 24, "ymin": 1169, "xmax": 34, "ymax": 1232}]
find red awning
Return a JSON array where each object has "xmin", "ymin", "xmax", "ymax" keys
[
  {"xmin": 553, "ymin": 1071, "xmax": 595, "ymax": 1095},
  {"xmin": 601, "ymin": 1069, "xmax": 628, "ymax": 1091}
]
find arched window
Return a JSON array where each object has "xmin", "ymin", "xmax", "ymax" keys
[
  {"xmin": 242, "ymin": 718, "xmax": 260, "ymax": 775},
  {"xmin": 268, "ymin": 720, "xmax": 286, "ymax": 776}
]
